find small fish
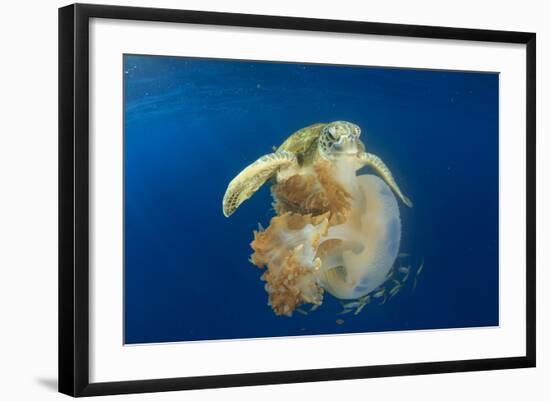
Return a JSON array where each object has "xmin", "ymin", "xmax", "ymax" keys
[
  {"xmin": 360, "ymin": 295, "xmax": 371, "ymax": 304},
  {"xmin": 354, "ymin": 302, "xmax": 367, "ymax": 315},
  {"xmin": 379, "ymin": 294, "xmax": 388, "ymax": 305},
  {"xmin": 392, "ymin": 279, "xmax": 401, "ymax": 287},
  {"xmin": 257, "ymin": 222, "xmax": 265, "ymax": 231},
  {"xmin": 373, "ymin": 288, "xmax": 386, "ymax": 298},
  {"xmin": 412, "ymin": 277, "xmax": 418, "ymax": 291},
  {"xmin": 389, "ymin": 285, "xmax": 401, "ymax": 297},
  {"xmin": 338, "ymin": 309, "xmax": 353, "ymax": 315},
  {"xmin": 296, "ymin": 308, "xmax": 308, "ymax": 315},
  {"xmin": 398, "ymin": 253, "xmax": 410, "ymax": 258},
  {"xmin": 400, "ymin": 265, "xmax": 411, "ymax": 283},
  {"xmin": 343, "ymin": 301, "xmax": 360, "ymax": 309},
  {"xmin": 398, "ymin": 266, "xmax": 410, "ymax": 274},
  {"xmin": 336, "ymin": 319, "xmax": 345, "ymax": 325},
  {"xmin": 417, "ymin": 259, "xmax": 425, "ymax": 276},
  {"xmin": 309, "ymin": 304, "xmax": 320, "ymax": 312}
]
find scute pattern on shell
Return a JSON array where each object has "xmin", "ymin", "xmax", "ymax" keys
[{"xmin": 276, "ymin": 123, "xmax": 326, "ymax": 157}]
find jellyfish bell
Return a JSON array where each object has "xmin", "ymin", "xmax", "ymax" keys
[{"xmin": 317, "ymin": 174, "xmax": 401, "ymax": 300}]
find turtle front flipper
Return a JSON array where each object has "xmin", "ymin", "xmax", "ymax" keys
[
  {"xmin": 358, "ymin": 152, "xmax": 413, "ymax": 208},
  {"xmin": 223, "ymin": 151, "xmax": 298, "ymax": 217}
]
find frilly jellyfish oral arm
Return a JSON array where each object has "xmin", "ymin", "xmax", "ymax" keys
[
  {"xmin": 249, "ymin": 213, "xmax": 329, "ymax": 316},
  {"xmin": 222, "ymin": 151, "xmax": 298, "ymax": 217},
  {"xmin": 357, "ymin": 152, "xmax": 413, "ymax": 208}
]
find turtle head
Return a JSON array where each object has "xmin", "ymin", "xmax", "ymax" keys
[{"xmin": 319, "ymin": 121, "xmax": 361, "ymax": 160}]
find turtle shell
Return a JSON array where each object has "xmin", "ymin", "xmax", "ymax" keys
[{"xmin": 276, "ymin": 123, "xmax": 326, "ymax": 157}]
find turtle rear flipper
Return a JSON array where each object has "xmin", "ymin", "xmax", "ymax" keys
[{"xmin": 223, "ymin": 151, "xmax": 298, "ymax": 217}]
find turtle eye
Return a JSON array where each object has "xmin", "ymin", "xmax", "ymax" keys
[{"xmin": 354, "ymin": 126, "xmax": 361, "ymax": 137}]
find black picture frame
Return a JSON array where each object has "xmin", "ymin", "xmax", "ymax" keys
[{"xmin": 59, "ymin": 3, "xmax": 536, "ymax": 397}]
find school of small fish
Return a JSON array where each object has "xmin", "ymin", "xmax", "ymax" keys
[
  {"xmin": 278, "ymin": 254, "xmax": 425, "ymax": 326},
  {"xmin": 334, "ymin": 255, "xmax": 425, "ymax": 320}
]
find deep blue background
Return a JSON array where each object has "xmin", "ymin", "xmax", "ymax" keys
[{"xmin": 123, "ymin": 55, "xmax": 499, "ymax": 344}]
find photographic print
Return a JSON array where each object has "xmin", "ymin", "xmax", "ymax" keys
[{"xmin": 123, "ymin": 54, "xmax": 499, "ymax": 345}]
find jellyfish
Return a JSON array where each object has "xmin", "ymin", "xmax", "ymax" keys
[{"xmin": 250, "ymin": 156, "xmax": 402, "ymax": 316}]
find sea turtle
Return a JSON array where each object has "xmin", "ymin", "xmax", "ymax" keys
[{"xmin": 222, "ymin": 121, "xmax": 412, "ymax": 217}]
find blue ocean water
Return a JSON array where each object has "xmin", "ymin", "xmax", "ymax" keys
[{"xmin": 123, "ymin": 54, "xmax": 499, "ymax": 344}]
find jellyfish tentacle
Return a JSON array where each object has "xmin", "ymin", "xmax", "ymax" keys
[
  {"xmin": 223, "ymin": 151, "xmax": 298, "ymax": 217},
  {"xmin": 357, "ymin": 152, "xmax": 413, "ymax": 208}
]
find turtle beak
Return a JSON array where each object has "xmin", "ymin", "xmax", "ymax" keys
[{"xmin": 333, "ymin": 134, "xmax": 358, "ymax": 154}]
